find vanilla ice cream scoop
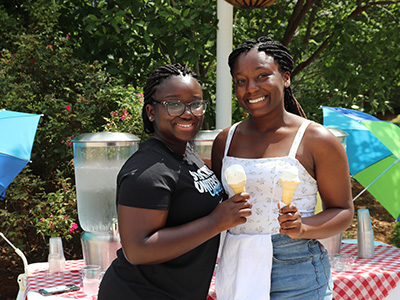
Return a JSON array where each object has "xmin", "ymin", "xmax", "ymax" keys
[
  {"xmin": 225, "ymin": 164, "xmax": 247, "ymax": 194},
  {"xmin": 280, "ymin": 164, "xmax": 300, "ymax": 182},
  {"xmin": 279, "ymin": 164, "xmax": 300, "ymax": 206}
]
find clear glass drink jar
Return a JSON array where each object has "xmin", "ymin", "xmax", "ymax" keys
[{"xmin": 73, "ymin": 132, "xmax": 139, "ymax": 232}]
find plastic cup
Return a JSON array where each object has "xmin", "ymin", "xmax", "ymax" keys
[
  {"xmin": 82, "ymin": 265, "xmax": 101, "ymax": 295},
  {"xmin": 49, "ymin": 237, "xmax": 64, "ymax": 255},
  {"xmin": 48, "ymin": 253, "xmax": 64, "ymax": 274},
  {"xmin": 48, "ymin": 237, "xmax": 65, "ymax": 275},
  {"xmin": 357, "ymin": 209, "xmax": 375, "ymax": 258},
  {"xmin": 329, "ymin": 254, "xmax": 356, "ymax": 271}
]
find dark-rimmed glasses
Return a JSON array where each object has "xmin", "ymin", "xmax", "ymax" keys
[{"xmin": 151, "ymin": 99, "xmax": 208, "ymax": 117}]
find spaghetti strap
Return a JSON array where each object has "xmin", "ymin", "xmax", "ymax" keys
[
  {"xmin": 288, "ymin": 120, "xmax": 312, "ymax": 158},
  {"xmin": 224, "ymin": 123, "xmax": 240, "ymax": 157}
]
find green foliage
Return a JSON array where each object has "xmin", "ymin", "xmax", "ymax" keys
[
  {"xmin": 35, "ymin": 171, "xmax": 79, "ymax": 240},
  {"xmin": 390, "ymin": 222, "xmax": 400, "ymax": 248},
  {"xmin": 0, "ymin": 32, "xmax": 127, "ymax": 181},
  {"xmin": 0, "ymin": 168, "xmax": 81, "ymax": 259},
  {"xmin": 102, "ymin": 88, "xmax": 145, "ymax": 138},
  {"xmin": 58, "ymin": 0, "xmax": 218, "ymax": 128}
]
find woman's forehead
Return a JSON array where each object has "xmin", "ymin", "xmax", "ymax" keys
[
  {"xmin": 155, "ymin": 75, "xmax": 202, "ymax": 97},
  {"xmin": 234, "ymin": 49, "xmax": 278, "ymax": 75}
]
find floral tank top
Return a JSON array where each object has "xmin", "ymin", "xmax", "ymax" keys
[{"xmin": 221, "ymin": 120, "xmax": 318, "ymax": 235}]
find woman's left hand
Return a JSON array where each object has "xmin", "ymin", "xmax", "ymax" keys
[{"xmin": 278, "ymin": 205, "xmax": 304, "ymax": 238}]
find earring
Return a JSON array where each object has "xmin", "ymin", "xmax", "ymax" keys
[
  {"xmin": 284, "ymin": 83, "xmax": 289, "ymax": 88},
  {"xmin": 148, "ymin": 116, "xmax": 154, "ymax": 121}
]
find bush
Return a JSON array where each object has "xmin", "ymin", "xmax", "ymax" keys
[
  {"xmin": 102, "ymin": 87, "xmax": 146, "ymax": 138},
  {"xmin": 0, "ymin": 33, "xmax": 125, "ymax": 182},
  {"xmin": 390, "ymin": 222, "xmax": 400, "ymax": 248},
  {"xmin": 0, "ymin": 168, "xmax": 81, "ymax": 261},
  {"xmin": 0, "ymin": 28, "xmax": 143, "ymax": 263}
]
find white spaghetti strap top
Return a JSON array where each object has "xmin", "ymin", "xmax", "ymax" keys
[
  {"xmin": 224, "ymin": 120, "xmax": 311, "ymax": 158},
  {"xmin": 216, "ymin": 120, "xmax": 317, "ymax": 300},
  {"xmin": 221, "ymin": 119, "xmax": 317, "ymax": 235},
  {"xmin": 288, "ymin": 120, "xmax": 311, "ymax": 158}
]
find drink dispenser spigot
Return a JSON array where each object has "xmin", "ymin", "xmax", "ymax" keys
[{"xmin": 72, "ymin": 132, "xmax": 139, "ymax": 270}]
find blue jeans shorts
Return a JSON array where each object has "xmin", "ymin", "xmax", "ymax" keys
[{"xmin": 270, "ymin": 234, "xmax": 333, "ymax": 300}]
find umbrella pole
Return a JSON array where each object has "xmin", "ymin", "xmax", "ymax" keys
[{"xmin": 353, "ymin": 159, "xmax": 400, "ymax": 201}]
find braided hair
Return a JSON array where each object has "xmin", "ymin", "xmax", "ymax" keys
[
  {"xmin": 142, "ymin": 63, "xmax": 201, "ymax": 134},
  {"xmin": 228, "ymin": 36, "xmax": 306, "ymax": 118}
]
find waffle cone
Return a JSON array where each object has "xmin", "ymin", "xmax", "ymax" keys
[
  {"xmin": 279, "ymin": 179, "xmax": 300, "ymax": 205},
  {"xmin": 229, "ymin": 181, "xmax": 246, "ymax": 194}
]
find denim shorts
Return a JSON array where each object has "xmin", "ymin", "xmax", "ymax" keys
[{"xmin": 270, "ymin": 234, "xmax": 333, "ymax": 300}]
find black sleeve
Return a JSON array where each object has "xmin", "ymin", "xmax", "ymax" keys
[{"xmin": 117, "ymin": 152, "xmax": 180, "ymax": 210}]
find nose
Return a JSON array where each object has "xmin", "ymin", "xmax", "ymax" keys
[
  {"xmin": 180, "ymin": 105, "xmax": 192, "ymax": 118},
  {"xmin": 246, "ymin": 79, "xmax": 259, "ymax": 93}
]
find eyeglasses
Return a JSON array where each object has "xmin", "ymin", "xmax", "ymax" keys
[{"xmin": 151, "ymin": 99, "xmax": 208, "ymax": 117}]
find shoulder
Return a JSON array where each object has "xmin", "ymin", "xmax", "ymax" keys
[
  {"xmin": 122, "ymin": 140, "xmax": 168, "ymax": 168},
  {"xmin": 211, "ymin": 126, "xmax": 231, "ymax": 178},
  {"xmin": 303, "ymin": 120, "xmax": 347, "ymax": 158},
  {"xmin": 213, "ymin": 127, "xmax": 230, "ymax": 147},
  {"xmin": 119, "ymin": 140, "xmax": 180, "ymax": 183},
  {"xmin": 305, "ymin": 121, "xmax": 339, "ymax": 144},
  {"xmin": 212, "ymin": 124, "xmax": 237, "ymax": 158}
]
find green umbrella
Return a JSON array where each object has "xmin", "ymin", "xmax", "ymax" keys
[
  {"xmin": 353, "ymin": 120, "xmax": 400, "ymax": 219},
  {"xmin": 323, "ymin": 106, "xmax": 400, "ymax": 220}
]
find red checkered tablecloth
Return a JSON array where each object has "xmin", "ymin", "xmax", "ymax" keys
[
  {"xmin": 333, "ymin": 243, "xmax": 400, "ymax": 300},
  {"xmin": 25, "ymin": 244, "xmax": 400, "ymax": 300},
  {"xmin": 207, "ymin": 243, "xmax": 400, "ymax": 300},
  {"xmin": 25, "ymin": 260, "xmax": 96, "ymax": 299}
]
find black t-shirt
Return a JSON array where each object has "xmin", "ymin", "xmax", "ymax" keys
[{"xmin": 99, "ymin": 139, "xmax": 224, "ymax": 300}]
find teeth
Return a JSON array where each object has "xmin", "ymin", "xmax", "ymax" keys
[
  {"xmin": 248, "ymin": 96, "xmax": 265, "ymax": 104},
  {"xmin": 177, "ymin": 124, "xmax": 192, "ymax": 128}
]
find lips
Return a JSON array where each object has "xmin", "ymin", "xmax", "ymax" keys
[
  {"xmin": 176, "ymin": 123, "xmax": 194, "ymax": 129},
  {"xmin": 248, "ymin": 96, "xmax": 265, "ymax": 104}
]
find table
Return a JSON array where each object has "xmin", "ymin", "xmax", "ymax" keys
[
  {"xmin": 207, "ymin": 243, "xmax": 400, "ymax": 300},
  {"xmin": 22, "ymin": 243, "xmax": 400, "ymax": 300},
  {"xmin": 332, "ymin": 243, "xmax": 400, "ymax": 300},
  {"xmin": 22, "ymin": 260, "xmax": 96, "ymax": 300}
]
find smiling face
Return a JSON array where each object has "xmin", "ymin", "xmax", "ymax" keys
[
  {"xmin": 146, "ymin": 74, "xmax": 204, "ymax": 153},
  {"xmin": 232, "ymin": 48, "xmax": 290, "ymax": 118}
]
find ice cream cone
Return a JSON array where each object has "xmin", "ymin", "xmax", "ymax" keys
[
  {"xmin": 279, "ymin": 179, "xmax": 300, "ymax": 205},
  {"xmin": 225, "ymin": 164, "xmax": 247, "ymax": 195},
  {"xmin": 229, "ymin": 181, "xmax": 246, "ymax": 194}
]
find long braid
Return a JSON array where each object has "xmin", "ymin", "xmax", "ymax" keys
[
  {"xmin": 228, "ymin": 36, "xmax": 306, "ymax": 118},
  {"xmin": 142, "ymin": 63, "xmax": 201, "ymax": 134}
]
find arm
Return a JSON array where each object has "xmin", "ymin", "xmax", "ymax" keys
[
  {"xmin": 279, "ymin": 123, "xmax": 354, "ymax": 239},
  {"xmin": 119, "ymin": 193, "xmax": 251, "ymax": 265}
]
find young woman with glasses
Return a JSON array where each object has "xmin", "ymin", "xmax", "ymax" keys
[{"xmin": 98, "ymin": 63, "xmax": 252, "ymax": 300}]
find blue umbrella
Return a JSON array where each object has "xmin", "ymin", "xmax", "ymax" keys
[
  {"xmin": 322, "ymin": 106, "xmax": 400, "ymax": 220},
  {"xmin": 0, "ymin": 109, "xmax": 41, "ymax": 200}
]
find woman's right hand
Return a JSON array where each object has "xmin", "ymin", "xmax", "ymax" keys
[{"xmin": 210, "ymin": 193, "xmax": 252, "ymax": 232}]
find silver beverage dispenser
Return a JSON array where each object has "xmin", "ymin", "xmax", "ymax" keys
[{"xmin": 72, "ymin": 132, "xmax": 140, "ymax": 271}]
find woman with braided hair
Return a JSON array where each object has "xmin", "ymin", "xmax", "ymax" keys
[
  {"xmin": 212, "ymin": 37, "xmax": 353, "ymax": 299},
  {"xmin": 99, "ymin": 63, "xmax": 252, "ymax": 300}
]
